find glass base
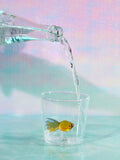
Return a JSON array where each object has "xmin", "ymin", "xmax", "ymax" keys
[{"xmin": 44, "ymin": 130, "xmax": 83, "ymax": 146}]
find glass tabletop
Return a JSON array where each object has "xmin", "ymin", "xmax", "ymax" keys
[{"xmin": 0, "ymin": 115, "xmax": 120, "ymax": 160}]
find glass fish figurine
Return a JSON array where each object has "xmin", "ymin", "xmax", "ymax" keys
[{"xmin": 46, "ymin": 118, "xmax": 74, "ymax": 132}]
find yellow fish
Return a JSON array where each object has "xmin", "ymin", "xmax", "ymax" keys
[{"xmin": 46, "ymin": 118, "xmax": 74, "ymax": 132}]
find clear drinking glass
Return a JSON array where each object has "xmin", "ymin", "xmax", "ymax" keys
[{"xmin": 41, "ymin": 91, "xmax": 90, "ymax": 145}]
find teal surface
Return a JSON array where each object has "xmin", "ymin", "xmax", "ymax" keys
[{"xmin": 0, "ymin": 116, "xmax": 120, "ymax": 160}]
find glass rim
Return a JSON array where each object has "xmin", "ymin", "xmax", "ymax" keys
[{"xmin": 41, "ymin": 91, "xmax": 90, "ymax": 102}]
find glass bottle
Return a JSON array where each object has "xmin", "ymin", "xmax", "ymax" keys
[{"xmin": 0, "ymin": 11, "xmax": 63, "ymax": 45}]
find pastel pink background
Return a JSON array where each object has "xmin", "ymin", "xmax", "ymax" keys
[{"xmin": 0, "ymin": 0, "xmax": 120, "ymax": 115}]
